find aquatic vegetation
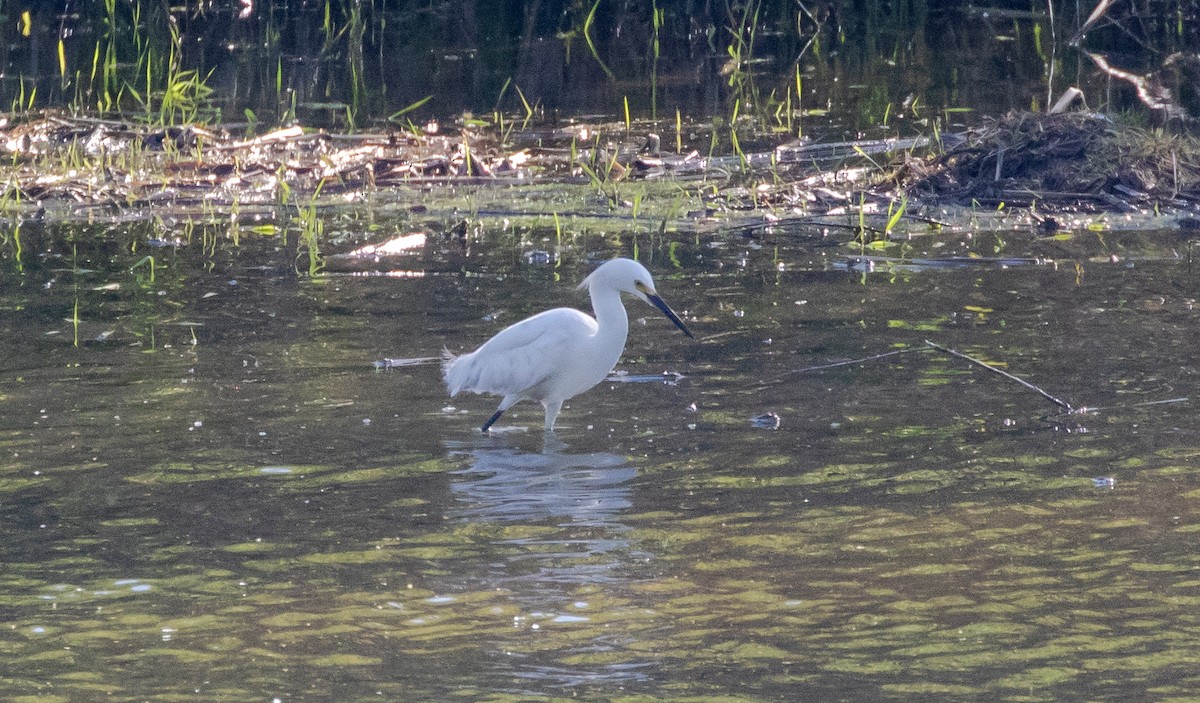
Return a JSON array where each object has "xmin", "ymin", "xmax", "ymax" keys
[{"xmin": 293, "ymin": 183, "xmax": 326, "ymax": 277}]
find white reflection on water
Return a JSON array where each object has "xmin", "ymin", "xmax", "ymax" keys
[
  {"xmin": 448, "ymin": 444, "xmax": 634, "ymax": 526},
  {"xmin": 446, "ymin": 439, "xmax": 643, "ymax": 586},
  {"xmin": 445, "ymin": 442, "xmax": 652, "ymax": 689}
]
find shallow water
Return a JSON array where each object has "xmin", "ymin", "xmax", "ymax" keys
[{"xmin": 2, "ymin": 214, "xmax": 1200, "ymax": 702}]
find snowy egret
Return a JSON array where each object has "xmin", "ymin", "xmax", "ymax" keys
[{"xmin": 443, "ymin": 258, "xmax": 694, "ymax": 433}]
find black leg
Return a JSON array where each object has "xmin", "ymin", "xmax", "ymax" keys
[{"xmin": 481, "ymin": 409, "xmax": 505, "ymax": 433}]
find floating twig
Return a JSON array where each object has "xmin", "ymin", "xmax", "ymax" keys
[
  {"xmin": 924, "ymin": 339, "xmax": 1075, "ymax": 412},
  {"xmin": 756, "ymin": 347, "xmax": 927, "ymax": 387},
  {"xmin": 789, "ymin": 348, "xmax": 924, "ymax": 373},
  {"xmin": 764, "ymin": 339, "xmax": 1180, "ymax": 419},
  {"xmin": 1074, "ymin": 396, "xmax": 1189, "ymax": 413}
]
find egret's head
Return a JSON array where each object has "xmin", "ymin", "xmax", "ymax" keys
[
  {"xmin": 579, "ymin": 258, "xmax": 655, "ymax": 296},
  {"xmin": 580, "ymin": 258, "xmax": 694, "ymax": 338}
]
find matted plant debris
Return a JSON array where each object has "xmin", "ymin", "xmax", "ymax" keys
[
  {"xmin": 890, "ymin": 111, "xmax": 1200, "ymax": 211},
  {"xmin": 3, "ymin": 110, "xmax": 1200, "ymax": 223}
]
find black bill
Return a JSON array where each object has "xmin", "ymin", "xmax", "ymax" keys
[{"xmin": 648, "ymin": 294, "xmax": 695, "ymax": 339}]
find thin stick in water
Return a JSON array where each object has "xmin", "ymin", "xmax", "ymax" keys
[
  {"xmin": 788, "ymin": 347, "xmax": 925, "ymax": 373},
  {"xmin": 924, "ymin": 339, "xmax": 1074, "ymax": 412},
  {"xmin": 1077, "ymin": 396, "xmax": 1189, "ymax": 413},
  {"xmin": 757, "ymin": 347, "xmax": 926, "ymax": 387}
]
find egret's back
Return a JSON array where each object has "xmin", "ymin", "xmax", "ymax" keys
[{"xmin": 443, "ymin": 307, "xmax": 598, "ymax": 401}]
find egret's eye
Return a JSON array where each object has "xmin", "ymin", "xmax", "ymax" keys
[{"xmin": 634, "ymin": 281, "xmax": 648, "ymax": 292}]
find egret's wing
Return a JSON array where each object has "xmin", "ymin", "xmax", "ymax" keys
[{"xmin": 445, "ymin": 308, "xmax": 595, "ymax": 397}]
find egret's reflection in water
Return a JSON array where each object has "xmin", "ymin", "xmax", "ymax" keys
[
  {"xmin": 449, "ymin": 442, "xmax": 641, "ymax": 583},
  {"xmin": 445, "ymin": 440, "xmax": 652, "ymax": 689},
  {"xmin": 450, "ymin": 445, "xmax": 633, "ymax": 524}
]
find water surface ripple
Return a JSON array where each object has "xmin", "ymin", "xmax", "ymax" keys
[{"xmin": 1, "ymin": 221, "xmax": 1198, "ymax": 701}]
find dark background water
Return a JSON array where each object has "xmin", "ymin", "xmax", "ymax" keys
[{"xmin": 2, "ymin": 1, "xmax": 1197, "ymax": 129}]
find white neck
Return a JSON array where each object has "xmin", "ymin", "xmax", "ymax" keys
[{"xmin": 590, "ymin": 285, "xmax": 630, "ymax": 360}]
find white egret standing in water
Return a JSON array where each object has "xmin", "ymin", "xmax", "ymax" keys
[{"xmin": 443, "ymin": 258, "xmax": 694, "ymax": 432}]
